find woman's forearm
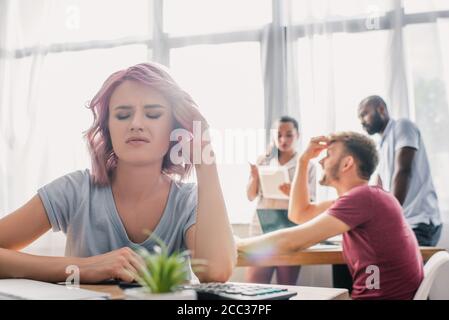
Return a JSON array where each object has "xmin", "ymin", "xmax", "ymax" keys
[
  {"xmin": 194, "ymin": 162, "xmax": 236, "ymax": 282},
  {"xmin": 289, "ymin": 158, "xmax": 312, "ymax": 222},
  {"xmin": 0, "ymin": 248, "xmax": 82, "ymax": 282},
  {"xmin": 246, "ymin": 176, "xmax": 259, "ymax": 201}
]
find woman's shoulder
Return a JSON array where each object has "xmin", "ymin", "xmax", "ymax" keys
[
  {"xmin": 55, "ymin": 169, "xmax": 91, "ymax": 188},
  {"xmin": 37, "ymin": 169, "xmax": 93, "ymax": 226},
  {"xmin": 64, "ymin": 169, "xmax": 91, "ymax": 180},
  {"xmin": 39, "ymin": 169, "xmax": 93, "ymax": 195},
  {"xmin": 43, "ymin": 169, "xmax": 91, "ymax": 189}
]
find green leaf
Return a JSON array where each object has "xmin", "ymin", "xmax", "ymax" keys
[{"xmin": 132, "ymin": 240, "xmax": 194, "ymax": 293}]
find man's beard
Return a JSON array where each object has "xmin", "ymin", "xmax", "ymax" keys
[
  {"xmin": 364, "ymin": 112, "xmax": 384, "ymax": 135},
  {"xmin": 319, "ymin": 159, "xmax": 341, "ymax": 186}
]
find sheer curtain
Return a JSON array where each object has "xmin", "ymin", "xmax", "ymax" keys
[
  {"xmin": 260, "ymin": 0, "xmax": 301, "ymax": 142},
  {"xmin": 0, "ymin": 0, "xmax": 62, "ymax": 255},
  {"xmin": 0, "ymin": 0, "xmax": 153, "ymax": 255},
  {"xmin": 387, "ymin": 0, "xmax": 411, "ymax": 118},
  {"xmin": 402, "ymin": 0, "xmax": 449, "ymax": 299}
]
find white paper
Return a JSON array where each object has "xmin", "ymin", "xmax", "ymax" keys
[
  {"xmin": 0, "ymin": 279, "xmax": 110, "ymax": 300},
  {"xmin": 258, "ymin": 165, "xmax": 290, "ymax": 200}
]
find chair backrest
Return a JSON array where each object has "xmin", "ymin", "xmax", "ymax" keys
[{"xmin": 414, "ymin": 251, "xmax": 449, "ymax": 300}]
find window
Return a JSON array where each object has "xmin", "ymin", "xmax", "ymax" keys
[
  {"xmin": 292, "ymin": 0, "xmax": 391, "ymax": 23},
  {"xmin": 37, "ymin": 45, "xmax": 148, "ymax": 179},
  {"xmin": 297, "ymin": 30, "xmax": 388, "ymax": 143},
  {"xmin": 170, "ymin": 43, "xmax": 264, "ymax": 223},
  {"xmin": 405, "ymin": 22, "xmax": 449, "ymax": 212},
  {"xmin": 404, "ymin": 0, "xmax": 449, "ymax": 14},
  {"xmin": 45, "ymin": 0, "xmax": 150, "ymax": 43},
  {"xmin": 164, "ymin": 0, "xmax": 271, "ymax": 35}
]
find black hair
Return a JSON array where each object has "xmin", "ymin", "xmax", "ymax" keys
[
  {"xmin": 262, "ymin": 115, "xmax": 300, "ymax": 162},
  {"xmin": 359, "ymin": 95, "xmax": 387, "ymax": 111},
  {"xmin": 278, "ymin": 115, "xmax": 299, "ymax": 131}
]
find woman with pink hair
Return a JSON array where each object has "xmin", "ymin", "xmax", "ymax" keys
[{"xmin": 0, "ymin": 63, "xmax": 236, "ymax": 283}]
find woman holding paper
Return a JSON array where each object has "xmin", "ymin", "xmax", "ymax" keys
[{"xmin": 246, "ymin": 116, "xmax": 316, "ymax": 285}]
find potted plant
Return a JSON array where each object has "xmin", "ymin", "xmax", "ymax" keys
[{"xmin": 124, "ymin": 237, "xmax": 204, "ymax": 300}]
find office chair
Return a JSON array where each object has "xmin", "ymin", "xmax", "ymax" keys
[{"xmin": 414, "ymin": 250, "xmax": 449, "ymax": 300}]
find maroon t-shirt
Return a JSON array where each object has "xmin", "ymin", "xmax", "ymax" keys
[{"xmin": 327, "ymin": 185, "xmax": 423, "ymax": 300}]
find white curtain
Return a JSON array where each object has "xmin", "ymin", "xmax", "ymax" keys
[
  {"xmin": 0, "ymin": 0, "xmax": 155, "ymax": 255},
  {"xmin": 0, "ymin": 1, "xmax": 72, "ymax": 256},
  {"xmin": 260, "ymin": 0, "xmax": 301, "ymax": 142},
  {"xmin": 387, "ymin": 0, "xmax": 411, "ymax": 119}
]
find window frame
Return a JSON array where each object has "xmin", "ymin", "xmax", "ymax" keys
[{"xmin": 2, "ymin": 1, "xmax": 448, "ymax": 62}]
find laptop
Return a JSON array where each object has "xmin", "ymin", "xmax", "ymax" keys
[
  {"xmin": 256, "ymin": 209, "xmax": 342, "ymax": 248},
  {"xmin": 256, "ymin": 209, "xmax": 297, "ymax": 233}
]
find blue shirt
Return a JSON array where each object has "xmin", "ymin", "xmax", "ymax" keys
[
  {"xmin": 378, "ymin": 118, "xmax": 441, "ymax": 227},
  {"xmin": 38, "ymin": 170, "xmax": 197, "ymax": 257}
]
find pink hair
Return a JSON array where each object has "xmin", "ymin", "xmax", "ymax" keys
[{"xmin": 85, "ymin": 62, "xmax": 199, "ymax": 186}]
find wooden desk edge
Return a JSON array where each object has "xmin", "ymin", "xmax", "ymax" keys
[{"xmin": 237, "ymin": 246, "xmax": 446, "ymax": 267}]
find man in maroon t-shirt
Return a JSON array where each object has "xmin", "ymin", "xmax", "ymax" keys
[{"xmin": 238, "ymin": 132, "xmax": 423, "ymax": 299}]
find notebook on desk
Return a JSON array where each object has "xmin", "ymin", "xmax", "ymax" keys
[{"xmin": 0, "ymin": 279, "xmax": 110, "ymax": 300}]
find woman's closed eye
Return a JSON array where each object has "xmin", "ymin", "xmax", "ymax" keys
[
  {"xmin": 146, "ymin": 113, "xmax": 162, "ymax": 119},
  {"xmin": 116, "ymin": 113, "xmax": 131, "ymax": 120},
  {"xmin": 115, "ymin": 112, "xmax": 162, "ymax": 120}
]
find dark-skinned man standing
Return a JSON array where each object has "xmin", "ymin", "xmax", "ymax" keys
[
  {"xmin": 358, "ymin": 95, "xmax": 442, "ymax": 246},
  {"xmin": 333, "ymin": 95, "xmax": 443, "ymax": 294}
]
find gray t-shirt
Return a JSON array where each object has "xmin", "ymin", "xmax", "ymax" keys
[
  {"xmin": 378, "ymin": 118, "xmax": 441, "ymax": 227},
  {"xmin": 38, "ymin": 169, "xmax": 197, "ymax": 257}
]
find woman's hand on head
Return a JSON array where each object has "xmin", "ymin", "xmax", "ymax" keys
[
  {"xmin": 173, "ymin": 104, "xmax": 215, "ymax": 165},
  {"xmin": 174, "ymin": 102, "xmax": 209, "ymax": 134},
  {"xmin": 78, "ymin": 247, "xmax": 145, "ymax": 283}
]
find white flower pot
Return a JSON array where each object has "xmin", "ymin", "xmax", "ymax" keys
[{"xmin": 124, "ymin": 287, "xmax": 197, "ymax": 300}]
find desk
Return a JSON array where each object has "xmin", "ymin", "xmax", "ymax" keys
[
  {"xmin": 81, "ymin": 284, "xmax": 127, "ymax": 300},
  {"xmin": 237, "ymin": 246, "xmax": 446, "ymax": 267},
  {"xmin": 81, "ymin": 283, "xmax": 349, "ymax": 300}
]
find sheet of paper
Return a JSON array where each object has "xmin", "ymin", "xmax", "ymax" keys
[
  {"xmin": 258, "ymin": 165, "xmax": 289, "ymax": 200},
  {"xmin": 0, "ymin": 279, "xmax": 110, "ymax": 300}
]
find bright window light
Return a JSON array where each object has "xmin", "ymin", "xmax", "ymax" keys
[
  {"xmin": 164, "ymin": 0, "xmax": 272, "ymax": 36},
  {"xmin": 170, "ymin": 42, "xmax": 264, "ymax": 223},
  {"xmin": 292, "ymin": 0, "xmax": 391, "ymax": 22}
]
